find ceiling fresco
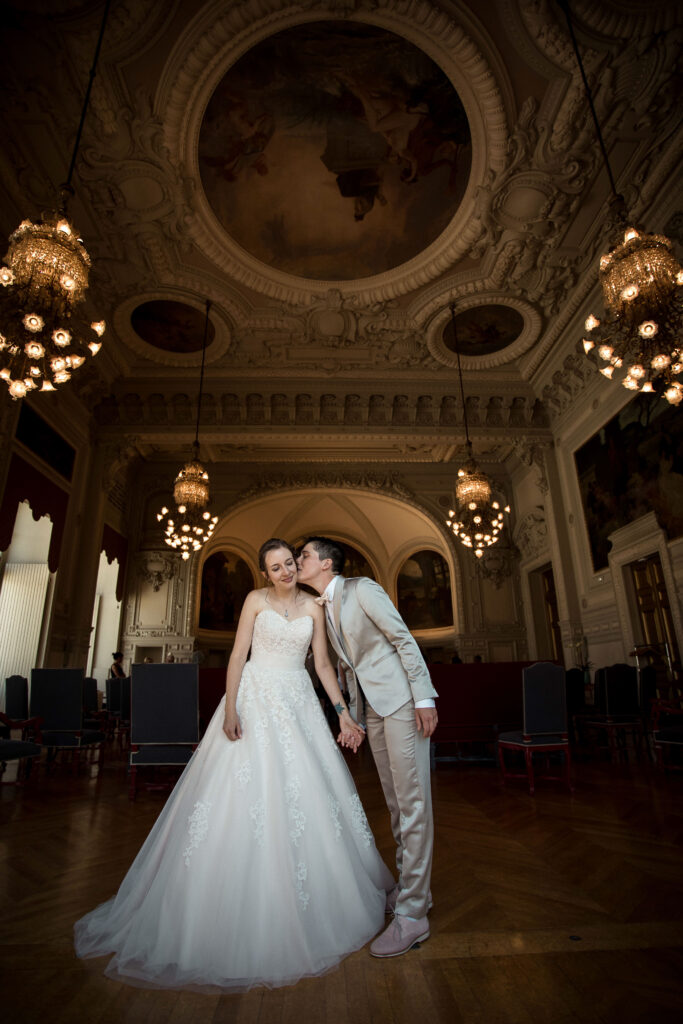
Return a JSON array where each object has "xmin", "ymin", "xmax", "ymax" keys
[
  {"xmin": 442, "ymin": 305, "xmax": 525, "ymax": 357},
  {"xmin": 198, "ymin": 20, "xmax": 471, "ymax": 281},
  {"xmin": 130, "ymin": 301, "xmax": 216, "ymax": 353}
]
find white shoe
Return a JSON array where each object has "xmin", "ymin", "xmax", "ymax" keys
[{"xmin": 370, "ymin": 915, "xmax": 430, "ymax": 958}]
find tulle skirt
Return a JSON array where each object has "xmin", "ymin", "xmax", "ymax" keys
[{"xmin": 74, "ymin": 660, "xmax": 393, "ymax": 992}]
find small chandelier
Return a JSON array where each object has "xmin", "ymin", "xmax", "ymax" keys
[
  {"xmin": 444, "ymin": 304, "xmax": 511, "ymax": 557},
  {"xmin": 0, "ymin": 1, "xmax": 111, "ymax": 400},
  {"xmin": 559, "ymin": 0, "xmax": 683, "ymax": 405},
  {"xmin": 158, "ymin": 301, "xmax": 218, "ymax": 559}
]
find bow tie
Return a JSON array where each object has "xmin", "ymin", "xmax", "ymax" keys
[{"xmin": 315, "ymin": 593, "xmax": 333, "ymax": 607}]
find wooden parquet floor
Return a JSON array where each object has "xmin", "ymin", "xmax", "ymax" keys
[{"xmin": 1, "ymin": 746, "xmax": 682, "ymax": 1024}]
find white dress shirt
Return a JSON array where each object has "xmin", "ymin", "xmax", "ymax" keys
[{"xmin": 323, "ymin": 575, "xmax": 436, "ymax": 709}]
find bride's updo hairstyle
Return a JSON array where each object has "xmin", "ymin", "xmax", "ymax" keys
[{"xmin": 258, "ymin": 537, "xmax": 297, "ymax": 574}]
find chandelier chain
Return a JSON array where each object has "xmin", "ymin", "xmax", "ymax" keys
[
  {"xmin": 194, "ymin": 299, "xmax": 211, "ymax": 449},
  {"xmin": 449, "ymin": 303, "xmax": 472, "ymax": 453},
  {"xmin": 64, "ymin": 0, "xmax": 113, "ymax": 198},
  {"xmin": 557, "ymin": 0, "xmax": 619, "ymax": 201}
]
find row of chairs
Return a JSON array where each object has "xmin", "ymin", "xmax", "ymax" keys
[
  {"xmin": 497, "ymin": 659, "xmax": 683, "ymax": 796},
  {"xmin": 567, "ymin": 662, "xmax": 683, "ymax": 766},
  {"xmin": 1, "ymin": 670, "xmax": 107, "ymax": 781},
  {"xmin": 1, "ymin": 666, "xmax": 201, "ymax": 798}
]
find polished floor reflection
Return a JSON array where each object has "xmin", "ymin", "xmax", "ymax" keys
[{"xmin": 1, "ymin": 745, "xmax": 682, "ymax": 1023}]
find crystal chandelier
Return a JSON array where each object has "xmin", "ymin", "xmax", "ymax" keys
[
  {"xmin": 0, "ymin": 1, "xmax": 111, "ymax": 400},
  {"xmin": 444, "ymin": 304, "xmax": 511, "ymax": 557},
  {"xmin": 559, "ymin": 0, "xmax": 683, "ymax": 405},
  {"xmin": 158, "ymin": 301, "xmax": 218, "ymax": 559},
  {"xmin": 582, "ymin": 219, "xmax": 683, "ymax": 404}
]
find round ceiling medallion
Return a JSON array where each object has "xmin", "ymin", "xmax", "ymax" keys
[
  {"xmin": 198, "ymin": 21, "xmax": 471, "ymax": 281},
  {"xmin": 131, "ymin": 301, "xmax": 216, "ymax": 353},
  {"xmin": 443, "ymin": 304, "xmax": 525, "ymax": 356}
]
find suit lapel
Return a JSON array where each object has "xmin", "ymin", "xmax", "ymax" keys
[
  {"xmin": 328, "ymin": 577, "xmax": 352, "ymax": 662},
  {"xmin": 332, "ymin": 576, "xmax": 345, "ymax": 636}
]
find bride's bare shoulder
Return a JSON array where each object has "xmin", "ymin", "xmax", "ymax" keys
[{"xmin": 299, "ymin": 591, "xmax": 321, "ymax": 613}]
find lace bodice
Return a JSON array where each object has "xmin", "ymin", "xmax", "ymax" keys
[{"xmin": 249, "ymin": 609, "xmax": 313, "ymax": 669}]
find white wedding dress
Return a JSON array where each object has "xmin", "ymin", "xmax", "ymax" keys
[{"xmin": 74, "ymin": 609, "xmax": 394, "ymax": 992}]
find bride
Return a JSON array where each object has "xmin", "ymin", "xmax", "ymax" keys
[{"xmin": 74, "ymin": 538, "xmax": 394, "ymax": 992}]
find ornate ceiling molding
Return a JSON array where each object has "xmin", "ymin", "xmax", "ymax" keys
[
  {"xmin": 424, "ymin": 292, "xmax": 541, "ymax": 369},
  {"xmin": 156, "ymin": 0, "xmax": 509, "ymax": 305},
  {"xmin": 112, "ymin": 290, "xmax": 233, "ymax": 367}
]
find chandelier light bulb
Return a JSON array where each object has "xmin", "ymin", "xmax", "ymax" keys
[
  {"xmin": 585, "ymin": 314, "xmax": 600, "ymax": 331},
  {"xmin": 664, "ymin": 385, "xmax": 683, "ymax": 405},
  {"xmin": 624, "ymin": 228, "xmax": 639, "ymax": 242},
  {"xmin": 638, "ymin": 321, "xmax": 658, "ymax": 338},
  {"xmin": 23, "ymin": 313, "xmax": 44, "ymax": 332},
  {"xmin": 623, "ymin": 377, "xmax": 640, "ymax": 390},
  {"xmin": 0, "ymin": 267, "xmax": 13, "ymax": 286},
  {"xmin": 621, "ymin": 284, "xmax": 639, "ymax": 301},
  {"xmin": 641, "ymin": 381, "xmax": 654, "ymax": 392},
  {"xmin": 88, "ymin": 341, "xmax": 102, "ymax": 356},
  {"xmin": 598, "ymin": 344, "xmax": 614, "ymax": 361},
  {"xmin": 600, "ymin": 366, "xmax": 614, "ymax": 378},
  {"xmin": 91, "ymin": 320, "xmax": 106, "ymax": 336},
  {"xmin": 52, "ymin": 328, "xmax": 71, "ymax": 346},
  {"xmin": 24, "ymin": 341, "xmax": 44, "ymax": 359},
  {"xmin": 651, "ymin": 353, "xmax": 671, "ymax": 370},
  {"xmin": 8, "ymin": 379, "xmax": 27, "ymax": 399}
]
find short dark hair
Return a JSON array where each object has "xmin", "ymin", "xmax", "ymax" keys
[
  {"xmin": 303, "ymin": 536, "xmax": 345, "ymax": 574},
  {"xmin": 258, "ymin": 537, "xmax": 296, "ymax": 572},
  {"xmin": 112, "ymin": 652, "xmax": 123, "ymax": 660}
]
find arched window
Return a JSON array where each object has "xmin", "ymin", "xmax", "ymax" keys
[
  {"xmin": 199, "ymin": 552, "xmax": 255, "ymax": 631},
  {"xmin": 339, "ymin": 543, "xmax": 375, "ymax": 580},
  {"xmin": 397, "ymin": 551, "xmax": 452, "ymax": 629}
]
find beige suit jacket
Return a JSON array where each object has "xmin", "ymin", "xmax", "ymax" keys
[{"xmin": 325, "ymin": 576, "xmax": 437, "ymax": 719}]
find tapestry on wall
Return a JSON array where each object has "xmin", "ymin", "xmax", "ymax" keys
[{"xmin": 574, "ymin": 395, "xmax": 683, "ymax": 571}]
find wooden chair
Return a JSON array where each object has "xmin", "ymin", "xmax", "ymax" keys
[
  {"xmin": 0, "ymin": 711, "xmax": 42, "ymax": 784},
  {"xmin": 5, "ymin": 675, "xmax": 29, "ymax": 719},
  {"xmin": 105, "ymin": 675, "xmax": 131, "ymax": 746},
  {"xmin": 498, "ymin": 662, "xmax": 573, "ymax": 796},
  {"xmin": 30, "ymin": 668, "xmax": 106, "ymax": 773},
  {"xmin": 652, "ymin": 705, "xmax": 683, "ymax": 770},
  {"xmin": 129, "ymin": 663, "xmax": 199, "ymax": 799},
  {"xmin": 585, "ymin": 664, "xmax": 644, "ymax": 762}
]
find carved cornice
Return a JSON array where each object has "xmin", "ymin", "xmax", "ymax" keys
[{"xmin": 92, "ymin": 388, "xmax": 552, "ymax": 439}]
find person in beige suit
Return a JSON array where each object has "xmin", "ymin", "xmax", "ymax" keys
[{"xmin": 296, "ymin": 536, "xmax": 438, "ymax": 958}]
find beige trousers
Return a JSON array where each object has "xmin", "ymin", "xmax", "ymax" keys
[{"xmin": 364, "ymin": 698, "xmax": 433, "ymax": 919}]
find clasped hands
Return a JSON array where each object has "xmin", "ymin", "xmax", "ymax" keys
[{"xmin": 337, "ymin": 710, "xmax": 365, "ymax": 753}]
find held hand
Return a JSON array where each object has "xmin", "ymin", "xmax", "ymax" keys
[
  {"xmin": 337, "ymin": 710, "xmax": 365, "ymax": 753},
  {"xmin": 415, "ymin": 707, "xmax": 438, "ymax": 739},
  {"xmin": 223, "ymin": 711, "xmax": 242, "ymax": 741}
]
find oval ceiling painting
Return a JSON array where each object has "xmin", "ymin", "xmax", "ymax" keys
[
  {"xmin": 131, "ymin": 301, "xmax": 216, "ymax": 353},
  {"xmin": 443, "ymin": 305, "xmax": 525, "ymax": 357},
  {"xmin": 198, "ymin": 21, "xmax": 471, "ymax": 281}
]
